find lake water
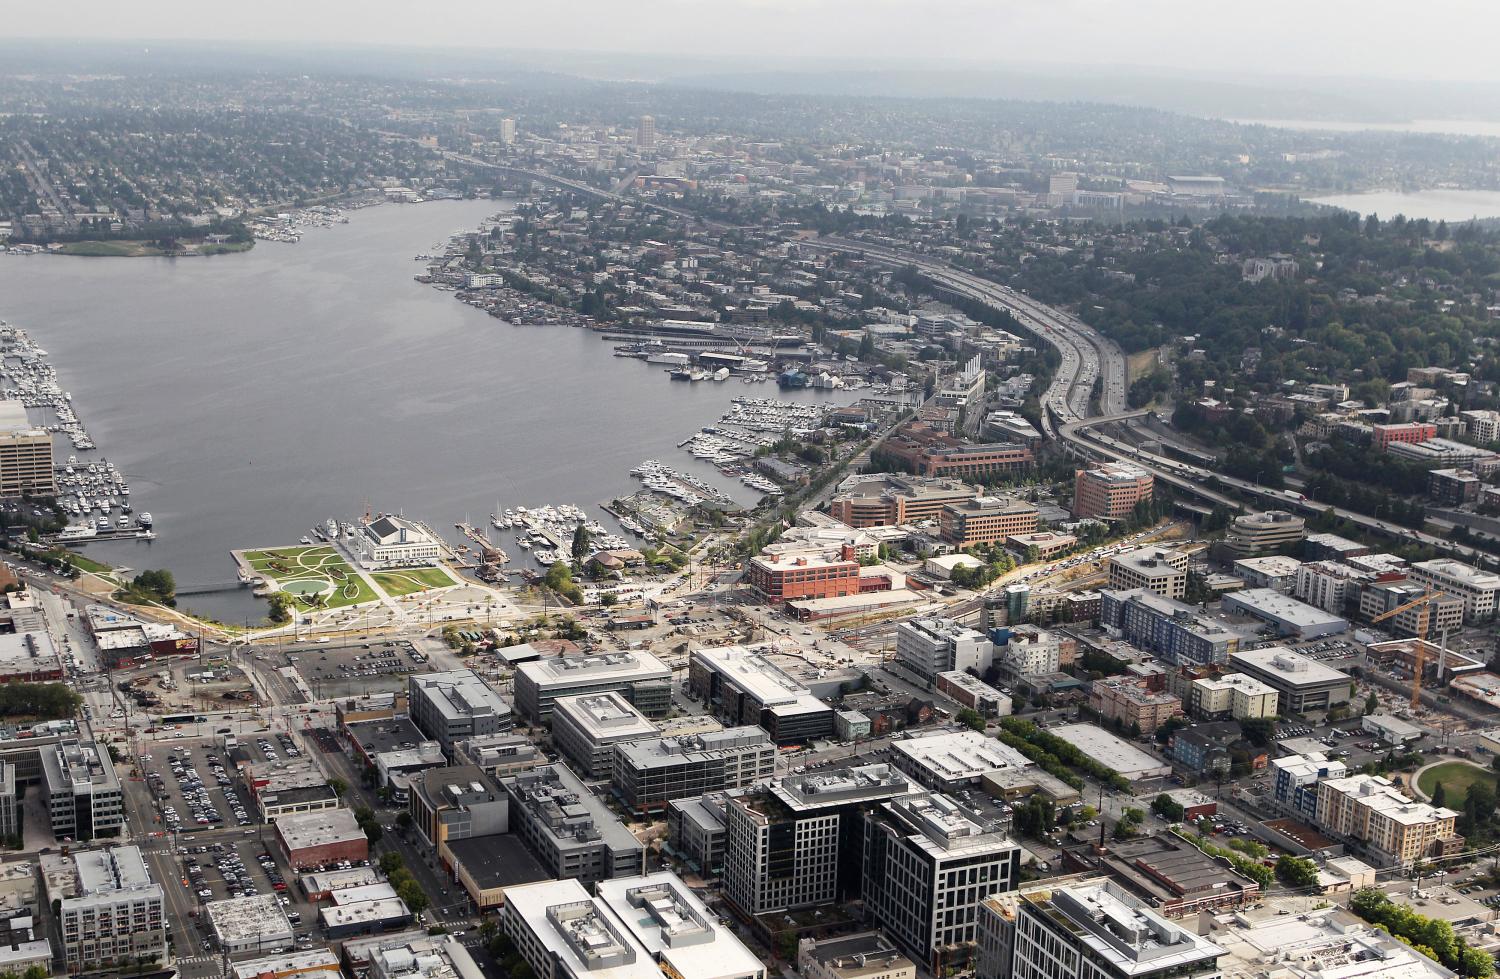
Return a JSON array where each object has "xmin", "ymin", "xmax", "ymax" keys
[
  {"xmin": 0, "ymin": 200, "xmax": 848, "ymax": 622},
  {"xmin": 1229, "ymin": 118, "xmax": 1500, "ymax": 139},
  {"xmin": 1307, "ymin": 189, "xmax": 1500, "ymax": 222}
]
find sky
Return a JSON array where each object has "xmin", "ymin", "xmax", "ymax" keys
[{"xmin": 11, "ymin": 0, "xmax": 1500, "ymax": 83}]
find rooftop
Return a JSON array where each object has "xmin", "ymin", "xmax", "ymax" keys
[
  {"xmin": 1215, "ymin": 906, "xmax": 1454, "ymax": 979},
  {"xmin": 1230, "ymin": 646, "xmax": 1351, "ymax": 687},
  {"xmin": 519, "ymin": 650, "xmax": 671, "ymax": 686},
  {"xmin": 500, "ymin": 880, "xmax": 660, "ymax": 979},
  {"xmin": 503, "ymin": 764, "xmax": 643, "ymax": 855},
  {"xmin": 205, "ymin": 894, "xmax": 292, "ymax": 943},
  {"xmin": 758, "ymin": 762, "xmax": 911, "ymax": 816},
  {"xmin": 596, "ymin": 872, "xmax": 764, "ymax": 979},
  {"xmin": 346, "ymin": 717, "xmax": 431, "ymax": 757},
  {"xmin": 1028, "ymin": 880, "xmax": 1224, "ymax": 976},
  {"xmin": 554, "ymin": 693, "xmax": 659, "ymax": 742},
  {"xmin": 447, "ymin": 834, "xmax": 551, "ymax": 891},
  {"xmin": 1221, "ymin": 588, "xmax": 1348, "ymax": 630},
  {"xmin": 411, "ymin": 670, "xmax": 512, "ymax": 723},
  {"xmin": 276, "ymin": 807, "xmax": 367, "ymax": 850},
  {"xmin": 616, "ymin": 727, "xmax": 771, "ymax": 771},
  {"xmin": 1049, "ymin": 724, "xmax": 1170, "ymax": 780},
  {"xmin": 889, "ymin": 729, "xmax": 1031, "ymax": 783},
  {"xmin": 230, "ymin": 949, "xmax": 340, "ymax": 979}
]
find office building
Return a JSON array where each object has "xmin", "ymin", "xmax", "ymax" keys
[
  {"xmin": 636, "ymin": 115, "xmax": 656, "ymax": 150},
  {"xmin": 888, "ymin": 730, "xmax": 1031, "ymax": 793},
  {"xmin": 1072, "ymin": 464, "xmax": 1153, "ymax": 520},
  {"xmin": 595, "ymin": 872, "xmax": 766, "ymax": 979},
  {"xmin": 612, "ymin": 727, "xmax": 774, "ymax": 816},
  {"xmin": 246, "ymin": 758, "xmax": 341, "ymax": 821},
  {"xmin": 1107, "ymin": 548, "xmax": 1188, "ymax": 599},
  {"xmin": 1271, "ymin": 752, "xmax": 1347, "ymax": 823},
  {"xmin": 552, "ymin": 693, "xmax": 659, "ymax": 780},
  {"xmin": 1358, "ymin": 581, "xmax": 1464, "ymax": 639},
  {"xmin": 515, "ymin": 651, "xmax": 672, "ymax": 724},
  {"xmin": 722, "ymin": 764, "xmax": 910, "ymax": 917},
  {"xmin": 366, "ymin": 934, "xmax": 486, "ymax": 979},
  {"xmin": 408, "ymin": 765, "xmax": 508, "ymax": 857},
  {"xmin": 935, "ymin": 671, "xmax": 1012, "ymax": 718},
  {"xmin": 1215, "ymin": 905, "xmax": 1456, "ymax": 979},
  {"xmin": 798, "ymin": 933, "xmax": 916, "ymax": 979},
  {"xmin": 1232, "ymin": 555, "xmax": 1301, "ymax": 593},
  {"xmin": 894, "ymin": 618, "xmax": 994, "ymax": 686},
  {"xmin": 51, "ymin": 846, "xmax": 166, "ymax": 973},
  {"xmin": 1189, "ymin": 674, "xmax": 1278, "ymax": 721},
  {"xmin": 501, "ymin": 879, "xmax": 661, "ymax": 979},
  {"xmin": 0, "ymin": 402, "xmax": 54, "ymax": 499},
  {"xmin": 275, "ymin": 808, "xmax": 369, "ymax": 870},
  {"xmin": 862, "ymin": 793, "xmax": 1021, "ymax": 973},
  {"xmin": 408, "ymin": 670, "xmax": 514, "ymax": 758},
  {"xmin": 1408, "ymin": 559, "xmax": 1500, "ymax": 623},
  {"xmin": 939, "ymin": 497, "xmax": 1040, "ymax": 547},
  {"xmin": 0, "ymin": 763, "xmax": 15, "ymax": 842},
  {"xmin": 1088, "ymin": 680, "xmax": 1183, "ymax": 735},
  {"xmin": 1229, "ymin": 647, "xmax": 1351, "ymax": 715},
  {"xmin": 455, "ymin": 733, "xmax": 545, "ymax": 779},
  {"xmin": 1100, "ymin": 589, "xmax": 1241, "ymax": 667},
  {"xmin": 687, "ymin": 645, "xmax": 834, "ymax": 745},
  {"xmin": 1315, "ymin": 774, "xmax": 1461, "ymax": 867},
  {"xmin": 1221, "ymin": 510, "xmax": 1306, "ymax": 557},
  {"xmin": 667, "ymin": 792, "xmax": 732, "ymax": 878},
  {"xmin": 1010, "ymin": 881, "xmax": 1223, "ymax": 979},
  {"xmin": 41, "ymin": 739, "xmax": 123, "ymax": 841},
  {"xmin": 207, "ymin": 894, "xmax": 294, "ymax": 955},
  {"xmin": 745, "ymin": 549, "xmax": 862, "ymax": 603},
  {"xmin": 880, "ymin": 429, "xmax": 1033, "ymax": 480},
  {"xmin": 829, "ymin": 475, "xmax": 977, "ymax": 528},
  {"xmin": 502, "ymin": 765, "xmax": 644, "ymax": 884},
  {"xmin": 1220, "ymin": 588, "xmax": 1348, "ymax": 640}
]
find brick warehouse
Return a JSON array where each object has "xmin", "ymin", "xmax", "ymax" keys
[{"xmin": 274, "ymin": 808, "xmax": 369, "ymax": 870}]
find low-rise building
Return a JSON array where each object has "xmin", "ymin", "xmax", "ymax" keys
[
  {"xmin": 1221, "ymin": 510, "xmax": 1306, "ymax": 557},
  {"xmin": 408, "ymin": 765, "xmax": 508, "ymax": 859},
  {"xmin": 357, "ymin": 515, "xmax": 443, "ymax": 568},
  {"xmin": 455, "ymin": 733, "xmax": 546, "ymax": 779},
  {"xmin": 1221, "ymin": 588, "xmax": 1348, "ymax": 640},
  {"xmin": 206, "ymin": 893, "xmax": 293, "ymax": 956},
  {"xmin": 1088, "ymin": 679, "xmax": 1183, "ymax": 735},
  {"xmin": 887, "ymin": 729, "xmax": 1032, "ymax": 793},
  {"xmin": 1232, "ymin": 555, "xmax": 1301, "ymax": 592},
  {"xmin": 1189, "ymin": 673, "xmax": 1278, "ymax": 720},
  {"xmin": 365, "ymin": 935, "xmax": 485, "ymax": 979},
  {"xmin": 935, "ymin": 671, "xmax": 1012, "ymax": 718},
  {"xmin": 230, "ymin": 948, "xmax": 342, "ymax": 979},
  {"xmin": 939, "ymin": 496, "xmax": 1041, "ymax": 547},
  {"xmin": 798, "ymin": 933, "xmax": 916, "ymax": 979},
  {"xmin": 1228, "ymin": 647, "xmax": 1351, "ymax": 715},
  {"xmin": 275, "ymin": 808, "xmax": 369, "ymax": 870}
]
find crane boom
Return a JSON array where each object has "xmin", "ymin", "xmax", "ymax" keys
[{"xmin": 1370, "ymin": 590, "xmax": 1446, "ymax": 708}]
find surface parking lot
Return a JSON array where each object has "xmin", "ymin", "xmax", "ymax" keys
[
  {"xmin": 146, "ymin": 741, "xmax": 254, "ymax": 832},
  {"xmin": 286, "ymin": 640, "xmax": 427, "ymax": 698}
]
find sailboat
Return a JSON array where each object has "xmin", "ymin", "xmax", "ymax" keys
[{"xmin": 491, "ymin": 500, "xmax": 506, "ymax": 530}]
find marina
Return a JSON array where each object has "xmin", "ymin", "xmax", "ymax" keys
[{"xmin": 676, "ymin": 397, "xmax": 833, "ymax": 494}]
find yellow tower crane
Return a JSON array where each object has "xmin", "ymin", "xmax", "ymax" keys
[{"xmin": 1370, "ymin": 590, "xmax": 1447, "ymax": 708}]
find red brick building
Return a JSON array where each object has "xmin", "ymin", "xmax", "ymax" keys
[
  {"xmin": 879, "ymin": 424, "xmax": 1034, "ymax": 480},
  {"xmin": 1373, "ymin": 421, "xmax": 1437, "ymax": 451},
  {"xmin": 274, "ymin": 808, "xmax": 369, "ymax": 870},
  {"xmin": 746, "ymin": 546, "xmax": 861, "ymax": 602},
  {"xmin": 1072, "ymin": 463, "xmax": 1154, "ymax": 520}
]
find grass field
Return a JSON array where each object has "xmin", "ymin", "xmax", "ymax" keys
[
  {"xmin": 243, "ymin": 545, "xmax": 378, "ymax": 610},
  {"xmin": 371, "ymin": 566, "xmax": 457, "ymax": 597},
  {"xmin": 1416, "ymin": 761, "xmax": 1496, "ymax": 802}
]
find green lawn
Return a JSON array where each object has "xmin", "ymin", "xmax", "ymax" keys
[
  {"xmin": 1416, "ymin": 761, "xmax": 1496, "ymax": 802},
  {"xmin": 372, "ymin": 566, "xmax": 458, "ymax": 597},
  {"xmin": 243, "ymin": 545, "xmax": 378, "ymax": 610}
]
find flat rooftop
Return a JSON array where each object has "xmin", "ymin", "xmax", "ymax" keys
[
  {"xmin": 519, "ymin": 650, "xmax": 671, "ymax": 686},
  {"xmin": 411, "ymin": 670, "xmax": 512, "ymax": 722},
  {"xmin": 889, "ymin": 730, "xmax": 1032, "ymax": 782},
  {"xmin": 1230, "ymin": 646, "xmax": 1351, "ymax": 688},
  {"xmin": 500, "ymin": 879, "xmax": 661, "ymax": 979},
  {"xmin": 206, "ymin": 894, "xmax": 292, "ymax": 943},
  {"xmin": 1049, "ymin": 724, "xmax": 1170, "ymax": 780},
  {"xmin": 345, "ymin": 717, "xmax": 429, "ymax": 756},
  {"xmin": 554, "ymin": 693, "xmax": 659, "ymax": 742},
  {"xmin": 595, "ymin": 872, "xmax": 764, "ymax": 979},
  {"xmin": 447, "ymin": 834, "xmax": 551, "ymax": 891},
  {"xmin": 276, "ymin": 808, "xmax": 366, "ymax": 850}
]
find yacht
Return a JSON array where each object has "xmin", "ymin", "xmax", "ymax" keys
[{"xmin": 137, "ymin": 512, "xmax": 153, "ymax": 528}]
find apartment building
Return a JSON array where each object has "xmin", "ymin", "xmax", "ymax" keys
[
  {"xmin": 1107, "ymin": 548, "xmax": 1188, "ymax": 599},
  {"xmin": 938, "ymin": 496, "xmax": 1041, "ymax": 547},
  {"xmin": 1088, "ymin": 680, "xmax": 1183, "ymax": 735},
  {"xmin": 49, "ymin": 846, "xmax": 166, "ymax": 973},
  {"xmin": 1072, "ymin": 463, "xmax": 1153, "ymax": 520},
  {"xmin": 895, "ymin": 618, "xmax": 994, "ymax": 686},
  {"xmin": 1315, "ymin": 774, "xmax": 1461, "ymax": 867},
  {"xmin": 1100, "ymin": 589, "xmax": 1241, "ymax": 667},
  {"xmin": 1189, "ymin": 673, "xmax": 1278, "ymax": 721},
  {"xmin": 1272, "ymin": 752, "xmax": 1346, "ymax": 822},
  {"xmin": 861, "ymin": 793, "xmax": 1021, "ymax": 973},
  {"xmin": 1372, "ymin": 421, "xmax": 1437, "ymax": 451},
  {"xmin": 0, "ymin": 403, "xmax": 55, "ymax": 499}
]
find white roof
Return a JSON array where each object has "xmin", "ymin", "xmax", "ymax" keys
[
  {"xmin": 501, "ymin": 880, "xmax": 661, "ymax": 979},
  {"xmin": 1049, "ymin": 724, "xmax": 1171, "ymax": 780},
  {"xmin": 595, "ymin": 873, "xmax": 764, "ymax": 979}
]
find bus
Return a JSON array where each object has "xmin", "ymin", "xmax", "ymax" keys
[{"xmin": 157, "ymin": 713, "xmax": 206, "ymax": 727}]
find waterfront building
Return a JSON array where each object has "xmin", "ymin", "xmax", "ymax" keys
[
  {"xmin": 829, "ymin": 474, "xmax": 977, "ymax": 528},
  {"xmin": 408, "ymin": 670, "xmax": 514, "ymax": 758},
  {"xmin": 514, "ymin": 650, "xmax": 672, "ymax": 723},
  {"xmin": 41, "ymin": 739, "xmax": 123, "ymax": 841},
  {"xmin": 501, "ymin": 765, "xmax": 644, "ymax": 884},
  {"xmin": 0, "ymin": 402, "xmax": 54, "ymax": 499},
  {"xmin": 894, "ymin": 618, "xmax": 993, "ymax": 686},
  {"xmin": 939, "ymin": 496, "xmax": 1041, "ymax": 547},
  {"xmin": 357, "ymin": 515, "xmax": 443, "ymax": 568},
  {"xmin": 612, "ymin": 727, "xmax": 774, "ymax": 816},
  {"xmin": 1072, "ymin": 463, "xmax": 1153, "ymax": 520}
]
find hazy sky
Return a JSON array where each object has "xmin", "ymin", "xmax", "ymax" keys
[{"xmin": 14, "ymin": 0, "xmax": 1500, "ymax": 82}]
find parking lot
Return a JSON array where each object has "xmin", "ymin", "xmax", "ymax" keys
[
  {"xmin": 286, "ymin": 640, "xmax": 427, "ymax": 699},
  {"xmin": 172, "ymin": 835, "xmax": 325, "ymax": 954},
  {"xmin": 146, "ymin": 741, "xmax": 253, "ymax": 833}
]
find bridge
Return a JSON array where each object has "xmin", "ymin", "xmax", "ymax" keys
[{"xmin": 175, "ymin": 580, "xmax": 247, "ymax": 596}]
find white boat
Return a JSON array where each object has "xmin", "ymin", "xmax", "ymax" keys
[
  {"xmin": 137, "ymin": 512, "xmax": 153, "ymax": 528},
  {"xmin": 58, "ymin": 524, "xmax": 96, "ymax": 541}
]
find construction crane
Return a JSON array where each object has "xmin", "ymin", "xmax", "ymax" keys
[{"xmin": 1370, "ymin": 590, "xmax": 1447, "ymax": 708}]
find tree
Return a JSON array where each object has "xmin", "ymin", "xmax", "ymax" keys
[
  {"xmin": 1365, "ymin": 692, "xmax": 1379, "ymax": 715},
  {"xmin": 1275, "ymin": 855, "xmax": 1320, "ymax": 888},
  {"xmin": 1151, "ymin": 793, "xmax": 1185, "ymax": 822},
  {"xmin": 1431, "ymin": 781, "xmax": 1447, "ymax": 808},
  {"xmin": 955, "ymin": 709, "xmax": 986, "ymax": 732},
  {"xmin": 396, "ymin": 811, "xmax": 413, "ymax": 830},
  {"xmin": 397, "ymin": 878, "xmax": 429, "ymax": 915},
  {"xmin": 571, "ymin": 524, "xmax": 592, "ymax": 563},
  {"xmin": 329, "ymin": 777, "xmax": 348, "ymax": 798},
  {"xmin": 379, "ymin": 852, "xmax": 403, "ymax": 876}
]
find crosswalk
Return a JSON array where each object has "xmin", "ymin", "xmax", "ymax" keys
[{"xmin": 174, "ymin": 953, "xmax": 220, "ymax": 967}]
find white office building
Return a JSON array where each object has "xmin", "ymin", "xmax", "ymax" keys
[
  {"xmin": 895, "ymin": 619, "xmax": 993, "ymax": 686},
  {"xmin": 1408, "ymin": 559, "xmax": 1499, "ymax": 623}
]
